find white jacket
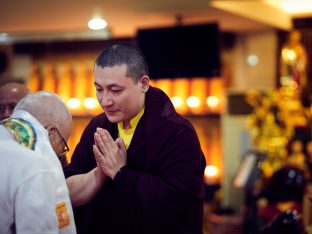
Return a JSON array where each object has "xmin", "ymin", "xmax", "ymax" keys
[{"xmin": 0, "ymin": 110, "xmax": 76, "ymax": 234}]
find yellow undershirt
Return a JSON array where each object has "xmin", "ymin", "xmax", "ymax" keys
[{"xmin": 117, "ymin": 108, "xmax": 145, "ymax": 150}]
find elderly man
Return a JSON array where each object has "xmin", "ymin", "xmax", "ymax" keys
[
  {"xmin": 0, "ymin": 82, "xmax": 30, "ymax": 120},
  {"xmin": 0, "ymin": 91, "xmax": 76, "ymax": 234}
]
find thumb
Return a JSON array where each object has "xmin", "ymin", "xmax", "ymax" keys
[{"xmin": 116, "ymin": 138, "xmax": 127, "ymax": 156}]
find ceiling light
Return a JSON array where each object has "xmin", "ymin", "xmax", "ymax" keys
[
  {"xmin": 282, "ymin": 0, "xmax": 312, "ymax": 14},
  {"xmin": 264, "ymin": 0, "xmax": 312, "ymax": 15},
  {"xmin": 247, "ymin": 54, "xmax": 259, "ymax": 66},
  {"xmin": 88, "ymin": 17, "xmax": 107, "ymax": 30},
  {"xmin": 0, "ymin": 33, "xmax": 8, "ymax": 42}
]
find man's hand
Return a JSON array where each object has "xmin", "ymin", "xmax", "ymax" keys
[
  {"xmin": 93, "ymin": 128, "xmax": 127, "ymax": 180},
  {"xmin": 94, "ymin": 149, "xmax": 106, "ymax": 182}
]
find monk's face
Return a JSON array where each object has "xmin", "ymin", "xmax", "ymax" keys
[{"xmin": 94, "ymin": 64, "xmax": 149, "ymax": 129}]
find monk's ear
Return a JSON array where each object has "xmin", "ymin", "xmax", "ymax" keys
[{"xmin": 139, "ymin": 75, "xmax": 150, "ymax": 93}]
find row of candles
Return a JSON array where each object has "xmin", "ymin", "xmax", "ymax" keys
[
  {"xmin": 27, "ymin": 61, "xmax": 223, "ymax": 184},
  {"xmin": 27, "ymin": 62, "xmax": 224, "ymax": 116}
]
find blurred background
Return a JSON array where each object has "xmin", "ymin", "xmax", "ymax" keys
[{"xmin": 1, "ymin": 0, "xmax": 312, "ymax": 233}]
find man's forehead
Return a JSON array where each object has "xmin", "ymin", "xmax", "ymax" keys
[
  {"xmin": 0, "ymin": 99, "xmax": 18, "ymax": 104},
  {"xmin": 94, "ymin": 64, "xmax": 128, "ymax": 73},
  {"xmin": 0, "ymin": 90, "xmax": 27, "ymax": 101},
  {"xmin": 0, "ymin": 83, "xmax": 29, "ymax": 99}
]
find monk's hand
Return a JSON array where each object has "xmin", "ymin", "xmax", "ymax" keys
[{"xmin": 93, "ymin": 128, "xmax": 127, "ymax": 180}]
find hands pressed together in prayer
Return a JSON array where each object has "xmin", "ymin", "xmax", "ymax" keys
[
  {"xmin": 93, "ymin": 128, "xmax": 127, "ymax": 180},
  {"xmin": 65, "ymin": 127, "xmax": 127, "ymax": 207}
]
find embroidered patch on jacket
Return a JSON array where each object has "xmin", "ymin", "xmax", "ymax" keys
[
  {"xmin": 56, "ymin": 202, "xmax": 70, "ymax": 228},
  {"xmin": 1, "ymin": 118, "xmax": 37, "ymax": 150}
]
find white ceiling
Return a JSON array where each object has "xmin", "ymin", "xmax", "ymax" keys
[{"xmin": 0, "ymin": 0, "xmax": 311, "ymax": 42}]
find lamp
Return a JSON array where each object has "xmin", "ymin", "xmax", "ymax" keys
[{"xmin": 88, "ymin": 11, "xmax": 107, "ymax": 30}]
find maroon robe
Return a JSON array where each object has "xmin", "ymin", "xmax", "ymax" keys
[{"xmin": 65, "ymin": 86, "xmax": 206, "ymax": 234}]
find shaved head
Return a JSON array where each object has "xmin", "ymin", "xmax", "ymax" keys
[
  {"xmin": 0, "ymin": 82, "xmax": 30, "ymax": 120},
  {"xmin": 14, "ymin": 91, "xmax": 73, "ymax": 157},
  {"xmin": 14, "ymin": 91, "xmax": 72, "ymax": 140}
]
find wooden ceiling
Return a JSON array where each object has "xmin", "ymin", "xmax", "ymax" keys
[{"xmin": 0, "ymin": 0, "xmax": 311, "ymax": 42}]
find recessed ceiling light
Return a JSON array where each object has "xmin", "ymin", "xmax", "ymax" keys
[
  {"xmin": 88, "ymin": 18, "xmax": 107, "ymax": 30},
  {"xmin": 282, "ymin": 0, "xmax": 312, "ymax": 14},
  {"xmin": 0, "ymin": 33, "xmax": 8, "ymax": 42},
  {"xmin": 247, "ymin": 54, "xmax": 259, "ymax": 66},
  {"xmin": 265, "ymin": 0, "xmax": 312, "ymax": 15}
]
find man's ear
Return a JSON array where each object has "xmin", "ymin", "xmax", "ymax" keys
[
  {"xmin": 45, "ymin": 125, "xmax": 53, "ymax": 136},
  {"xmin": 139, "ymin": 75, "xmax": 150, "ymax": 93},
  {"xmin": 45, "ymin": 125, "xmax": 57, "ymax": 141}
]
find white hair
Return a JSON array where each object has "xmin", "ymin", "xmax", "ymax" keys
[{"xmin": 14, "ymin": 91, "xmax": 72, "ymax": 139}]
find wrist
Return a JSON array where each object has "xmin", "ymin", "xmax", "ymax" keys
[
  {"xmin": 113, "ymin": 165, "xmax": 126, "ymax": 180},
  {"xmin": 94, "ymin": 167, "xmax": 106, "ymax": 184}
]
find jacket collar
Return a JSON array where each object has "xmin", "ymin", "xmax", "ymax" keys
[
  {"xmin": 104, "ymin": 86, "xmax": 177, "ymax": 159},
  {"xmin": 126, "ymin": 86, "xmax": 177, "ymax": 158}
]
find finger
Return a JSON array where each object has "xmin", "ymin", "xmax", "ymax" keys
[
  {"xmin": 104, "ymin": 130, "xmax": 119, "ymax": 152},
  {"xmin": 94, "ymin": 132, "xmax": 108, "ymax": 156},
  {"xmin": 93, "ymin": 144, "xmax": 105, "ymax": 164},
  {"xmin": 103, "ymin": 129, "xmax": 115, "ymax": 143},
  {"xmin": 97, "ymin": 128, "xmax": 117, "ymax": 151},
  {"xmin": 93, "ymin": 144, "xmax": 114, "ymax": 169},
  {"xmin": 96, "ymin": 128, "xmax": 110, "ymax": 149},
  {"xmin": 116, "ymin": 138, "xmax": 127, "ymax": 157},
  {"xmin": 93, "ymin": 144, "xmax": 109, "ymax": 176},
  {"xmin": 93, "ymin": 145, "xmax": 101, "ymax": 165},
  {"xmin": 94, "ymin": 132, "xmax": 117, "ymax": 166}
]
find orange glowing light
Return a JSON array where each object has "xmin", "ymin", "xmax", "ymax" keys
[
  {"xmin": 186, "ymin": 96, "xmax": 201, "ymax": 108},
  {"xmin": 171, "ymin": 96, "xmax": 184, "ymax": 108},
  {"xmin": 67, "ymin": 98, "xmax": 81, "ymax": 109},
  {"xmin": 83, "ymin": 97, "xmax": 97, "ymax": 109},
  {"xmin": 206, "ymin": 96, "xmax": 220, "ymax": 108},
  {"xmin": 204, "ymin": 165, "xmax": 220, "ymax": 184}
]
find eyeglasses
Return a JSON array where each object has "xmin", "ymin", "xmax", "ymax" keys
[
  {"xmin": 0, "ymin": 103, "xmax": 16, "ymax": 114},
  {"xmin": 55, "ymin": 128, "xmax": 70, "ymax": 156}
]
